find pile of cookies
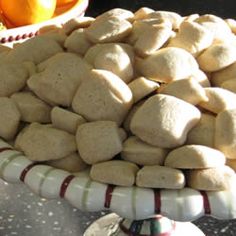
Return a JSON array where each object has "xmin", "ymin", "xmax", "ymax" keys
[{"xmin": 1, "ymin": 7, "xmax": 236, "ymax": 191}]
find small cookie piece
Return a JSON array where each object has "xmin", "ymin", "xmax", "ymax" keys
[
  {"xmin": 95, "ymin": 8, "xmax": 134, "ymax": 22},
  {"xmin": 15, "ymin": 123, "xmax": 76, "ymax": 161},
  {"xmin": 64, "ymin": 28, "xmax": 93, "ymax": 55},
  {"xmin": 47, "ymin": 152, "xmax": 87, "ymax": 172},
  {"xmin": 134, "ymin": 24, "xmax": 172, "ymax": 57},
  {"xmin": 197, "ymin": 43, "xmax": 236, "ymax": 72},
  {"xmin": 225, "ymin": 18, "xmax": 236, "ymax": 34},
  {"xmin": 215, "ymin": 109, "xmax": 236, "ymax": 159},
  {"xmin": 11, "ymin": 92, "xmax": 51, "ymax": 123},
  {"xmin": 27, "ymin": 52, "xmax": 91, "ymax": 107},
  {"xmin": 0, "ymin": 97, "xmax": 21, "ymax": 140},
  {"xmin": 134, "ymin": 7, "xmax": 155, "ymax": 20},
  {"xmin": 187, "ymin": 166, "xmax": 235, "ymax": 191},
  {"xmin": 72, "ymin": 69, "xmax": 133, "ymax": 125},
  {"xmin": 221, "ymin": 78, "xmax": 236, "ymax": 94},
  {"xmin": 190, "ymin": 69, "xmax": 211, "ymax": 87},
  {"xmin": 187, "ymin": 113, "xmax": 215, "ymax": 148},
  {"xmin": 165, "ymin": 145, "xmax": 226, "ymax": 169},
  {"xmin": 160, "ymin": 78, "xmax": 208, "ymax": 105},
  {"xmin": 90, "ymin": 160, "xmax": 139, "ymax": 187},
  {"xmin": 76, "ymin": 121, "xmax": 124, "ymax": 164},
  {"xmin": 61, "ymin": 16, "xmax": 95, "ymax": 35},
  {"xmin": 147, "ymin": 11, "xmax": 182, "ymax": 29},
  {"xmin": 51, "ymin": 107, "xmax": 86, "ymax": 134},
  {"xmin": 137, "ymin": 47, "xmax": 199, "ymax": 83},
  {"xmin": 0, "ymin": 62, "xmax": 29, "ymax": 97},
  {"xmin": 5, "ymin": 36, "xmax": 63, "ymax": 64},
  {"xmin": 199, "ymin": 87, "xmax": 236, "ymax": 114},
  {"xmin": 93, "ymin": 43, "xmax": 134, "ymax": 83},
  {"xmin": 211, "ymin": 61, "xmax": 236, "ymax": 87},
  {"xmin": 128, "ymin": 77, "xmax": 159, "ymax": 103},
  {"xmin": 168, "ymin": 21, "xmax": 213, "ymax": 56},
  {"xmin": 226, "ymin": 159, "xmax": 236, "ymax": 172},
  {"xmin": 136, "ymin": 165, "xmax": 185, "ymax": 189},
  {"xmin": 85, "ymin": 16, "xmax": 132, "ymax": 43},
  {"xmin": 130, "ymin": 94, "xmax": 201, "ymax": 148},
  {"xmin": 123, "ymin": 100, "xmax": 145, "ymax": 132},
  {"xmin": 195, "ymin": 14, "xmax": 233, "ymax": 43},
  {"xmin": 121, "ymin": 136, "xmax": 168, "ymax": 166}
]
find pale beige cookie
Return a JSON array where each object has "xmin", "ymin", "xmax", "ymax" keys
[
  {"xmin": 122, "ymin": 100, "xmax": 145, "ymax": 132},
  {"xmin": 11, "ymin": 92, "xmax": 51, "ymax": 123},
  {"xmin": 226, "ymin": 159, "xmax": 236, "ymax": 172},
  {"xmin": 85, "ymin": 16, "xmax": 132, "ymax": 43},
  {"xmin": 95, "ymin": 8, "xmax": 134, "ymax": 22},
  {"xmin": 168, "ymin": 21, "xmax": 213, "ymax": 56},
  {"xmin": 146, "ymin": 11, "xmax": 183, "ymax": 29},
  {"xmin": 5, "ymin": 36, "xmax": 63, "ymax": 64},
  {"xmin": 121, "ymin": 136, "xmax": 168, "ymax": 166},
  {"xmin": 137, "ymin": 47, "xmax": 199, "ymax": 83},
  {"xmin": 72, "ymin": 69, "xmax": 133, "ymax": 125},
  {"xmin": 0, "ymin": 62, "xmax": 29, "ymax": 97},
  {"xmin": 61, "ymin": 16, "xmax": 95, "ymax": 35},
  {"xmin": 183, "ymin": 14, "xmax": 199, "ymax": 22},
  {"xmin": 160, "ymin": 77, "xmax": 208, "ymax": 105},
  {"xmin": 130, "ymin": 94, "xmax": 201, "ymax": 148},
  {"xmin": 187, "ymin": 166, "xmax": 235, "ymax": 191},
  {"xmin": 23, "ymin": 61, "xmax": 37, "ymax": 77},
  {"xmin": 197, "ymin": 43, "xmax": 236, "ymax": 72},
  {"xmin": 199, "ymin": 87, "xmax": 236, "ymax": 114},
  {"xmin": 128, "ymin": 77, "xmax": 159, "ymax": 103},
  {"xmin": 90, "ymin": 160, "xmax": 139, "ymax": 187},
  {"xmin": 27, "ymin": 52, "xmax": 92, "ymax": 107},
  {"xmin": 47, "ymin": 152, "xmax": 87, "ymax": 172},
  {"xmin": 195, "ymin": 14, "xmax": 233, "ymax": 43},
  {"xmin": 225, "ymin": 18, "xmax": 236, "ymax": 34},
  {"xmin": 186, "ymin": 113, "xmax": 215, "ymax": 148},
  {"xmin": 39, "ymin": 30, "xmax": 67, "ymax": 47},
  {"xmin": 165, "ymin": 144, "xmax": 226, "ymax": 169},
  {"xmin": 190, "ymin": 69, "xmax": 211, "ymax": 87},
  {"xmin": 136, "ymin": 165, "xmax": 185, "ymax": 189},
  {"xmin": 76, "ymin": 121, "xmax": 124, "ymax": 165},
  {"xmin": 134, "ymin": 24, "xmax": 172, "ymax": 57},
  {"xmin": 221, "ymin": 78, "xmax": 236, "ymax": 94},
  {"xmin": 93, "ymin": 43, "xmax": 134, "ymax": 83},
  {"xmin": 134, "ymin": 7, "xmax": 155, "ymax": 20},
  {"xmin": 215, "ymin": 109, "xmax": 236, "ymax": 159},
  {"xmin": 211, "ymin": 62, "xmax": 236, "ymax": 87},
  {"xmin": 64, "ymin": 28, "xmax": 93, "ymax": 55},
  {"xmin": 51, "ymin": 106, "xmax": 86, "ymax": 134},
  {"xmin": 0, "ymin": 97, "xmax": 21, "ymax": 141},
  {"xmin": 84, "ymin": 43, "xmax": 135, "ymax": 69},
  {"xmin": 15, "ymin": 123, "xmax": 76, "ymax": 161}
]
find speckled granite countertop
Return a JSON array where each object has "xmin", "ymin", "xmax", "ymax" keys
[{"xmin": 1, "ymin": 1, "xmax": 236, "ymax": 236}]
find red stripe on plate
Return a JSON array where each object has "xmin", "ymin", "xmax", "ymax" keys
[
  {"xmin": 200, "ymin": 191, "xmax": 211, "ymax": 214},
  {"xmin": 20, "ymin": 163, "xmax": 37, "ymax": 182},
  {"xmin": 60, "ymin": 175, "xmax": 75, "ymax": 198},
  {"xmin": 154, "ymin": 189, "xmax": 161, "ymax": 214},
  {"xmin": 104, "ymin": 185, "xmax": 115, "ymax": 208}
]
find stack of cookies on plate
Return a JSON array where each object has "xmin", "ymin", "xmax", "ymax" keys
[{"xmin": 1, "ymin": 7, "xmax": 236, "ymax": 191}]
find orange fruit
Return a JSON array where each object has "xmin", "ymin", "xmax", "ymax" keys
[
  {"xmin": 56, "ymin": 0, "xmax": 76, "ymax": 7},
  {"xmin": 0, "ymin": 0, "xmax": 57, "ymax": 27}
]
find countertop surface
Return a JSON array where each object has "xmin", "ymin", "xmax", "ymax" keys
[{"xmin": 1, "ymin": 1, "xmax": 236, "ymax": 236}]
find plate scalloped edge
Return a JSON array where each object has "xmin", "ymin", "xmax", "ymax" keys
[
  {"xmin": 0, "ymin": 0, "xmax": 89, "ymax": 44},
  {"xmin": 0, "ymin": 138, "xmax": 236, "ymax": 221}
]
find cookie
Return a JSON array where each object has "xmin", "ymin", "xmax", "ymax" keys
[{"xmin": 90, "ymin": 160, "xmax": 139, "ymax": 187}]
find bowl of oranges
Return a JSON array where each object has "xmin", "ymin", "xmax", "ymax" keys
[{"xmin": 0, "ymin": 0, "xmax": 89, "ymax": 45}]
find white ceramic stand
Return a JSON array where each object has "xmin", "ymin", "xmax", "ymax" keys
[{"xmin": 84, "ymin": 213, "xmax": 205, "ymax": 236}]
